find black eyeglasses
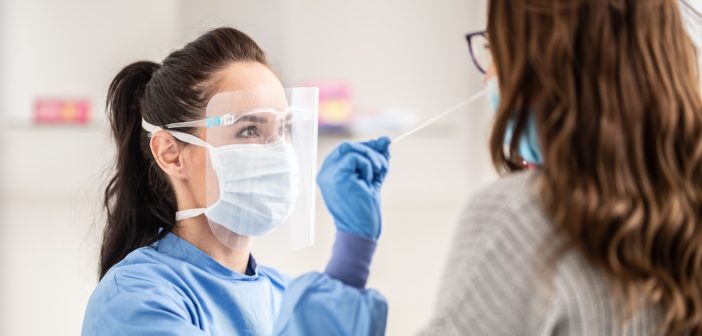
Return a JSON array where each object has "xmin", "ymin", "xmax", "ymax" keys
[{"xmin": 465, "ymin": 31, "xmax": 490, "ymax": 74}]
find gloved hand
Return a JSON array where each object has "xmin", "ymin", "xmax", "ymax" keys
[{"xmin": 317, "ymin": 137, "xmax": 391, "ymax": 241}]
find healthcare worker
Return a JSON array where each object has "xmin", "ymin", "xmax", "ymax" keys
[
  {"xmin": 82, "ymin": 27, "xmax": 389, "ymax": 335},
  {"xmin": 277, "ymin": 0, "xmax": 702, "ymax": 335}
]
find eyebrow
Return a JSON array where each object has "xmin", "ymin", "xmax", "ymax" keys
[{"xmin": 234, "ymin": 114, "xmax": 269, "ymax": 124}]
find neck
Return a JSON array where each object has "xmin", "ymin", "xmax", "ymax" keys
[{"xmin": 173, "ymin": 216, "xmax": 252, "ymax": 274}]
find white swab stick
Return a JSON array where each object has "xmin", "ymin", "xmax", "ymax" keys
[{"xmin": 392, "ymin": 90, "xmax": 487, "ymax": 144}]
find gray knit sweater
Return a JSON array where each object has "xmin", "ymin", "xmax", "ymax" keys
[{"xmin": 421, "ymin": 171, "xmax": 663, "ymax": 336}]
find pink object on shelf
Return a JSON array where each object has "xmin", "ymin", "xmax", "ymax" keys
[
  {"xmin": 302, "ymin": 81, "xmax": 353, "ymax": 133},
  {"xmin": 34, "ymin": 98, "xmax": 91, "ymax": 125}
]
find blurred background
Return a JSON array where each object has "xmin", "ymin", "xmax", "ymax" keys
[{"xmin": 0, "ymin": 0, "xmax": 699, "ymax": 335}]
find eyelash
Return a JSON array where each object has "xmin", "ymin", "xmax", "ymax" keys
[{"xmin": 237, "ymin": 125, "xmax": 260, "ymax": 138}]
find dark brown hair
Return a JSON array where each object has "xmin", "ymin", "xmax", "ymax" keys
[
  {"xmin": 488, "ymin": 0, "xmax": 702, "ymax": 334},
  {"xmin": 100, "ymin": 27, "xmax": 267, "ymax": 279}
]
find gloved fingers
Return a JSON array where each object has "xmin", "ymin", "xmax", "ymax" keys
[
  {"xmin": 324, "ymin": 137, "xmax": 390, "ymax": 161},
  {"xmin": 360, "ymin": 136, "xmax": 391, "ymax": 160},
  {"xmin": 359, "ymin": 137, "xmax": 391, "ymax": 167},
  {"xmin": 317, "ymin": 151, "xmax": 343, "ymax": 185},
  {"xmin": 337, "ymin": 142, "xmax": 389, "ymax": 174},
  {"xmin": 373, "ymin": 167, "xmax": 388, "ymax": 186},
  {"xmin": 318, "ymin": 139, "xmax": 390, "ymax": 187},
  {"xmin": 318, "ymin": 141, "xmax": 372, "ymax": 171},
  {"xmin": 345, "ymin": 153, "xmax": 385, "ymax": 190},
  {"xmin": 361, "ymin": 138, "xmax": 390, "ymax": 185},
  {"xmin": 317, "ymin": 151, "xmax": 376, "ymax": 186},
  {"xmin": 327, "ymin": 151, "xmax": 375, "ymax": 185},
  {"xmin": 319, "ymin": 143, "xmax": 355, "ymax": 173},
  {"xmin": 319, "ymin": 147, "xmax": 343, "ymax": 172}
]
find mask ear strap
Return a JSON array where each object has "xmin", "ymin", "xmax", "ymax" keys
[
  {"xmin": 175, "ymin": 208, "xmax": 207, "ymax": 221},
  {"xmin": 141, "ymin": 119, "xmax": 212, "ymax": 149},
  {"xmin": 141, "ymin": 119, "xmax": 212, "ymax": 222}
]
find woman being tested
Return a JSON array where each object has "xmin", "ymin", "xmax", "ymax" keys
[{"xmin": 281, "ymin": 0, "xmax": 702, "ymax": 335}]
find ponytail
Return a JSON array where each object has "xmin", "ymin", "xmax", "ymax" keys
[
  {"xmin": 100, "ymin": 61, "xmax": 175, "ymax": 279},
  {"xmin": 98, "ymin": 27, "xmax": 268, "ymax": 279}
]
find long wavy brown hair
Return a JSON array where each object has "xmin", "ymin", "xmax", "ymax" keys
[{"xmin": 487, "ymin": 0, "xmax": 702, "ymax": 334}]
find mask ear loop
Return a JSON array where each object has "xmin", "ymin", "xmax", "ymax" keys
[
  {"xmin": 142, "ymin": 119, "xmax": 212, "ymax": 149},
  {"xmin": 175, "ymin": 208, "xmax": 207, "ymax": 221},
  {"xmin": 141, "ymin": 119, "xmax": 212, "ymax": 221}
]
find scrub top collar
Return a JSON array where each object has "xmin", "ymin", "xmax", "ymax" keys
[{"xmin": 153, "ymin": 232, "xmax": 259, "ymax": 280}]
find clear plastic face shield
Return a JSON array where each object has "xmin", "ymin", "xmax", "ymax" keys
[{"xmin": 143, "ymin": 87, "xmax": 319, "ymax": 253}]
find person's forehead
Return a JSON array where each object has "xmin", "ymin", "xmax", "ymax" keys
[
  {"xmin": 209, "ymin": 63, "xmax": 287, "ymax": 112},
  {"xmin": 207, "ymin": 92, "xmax": 287, "ymax": 116},
  {"xmin": 216, "ymin": 62, "xmax": 284, "ymax": 95}
]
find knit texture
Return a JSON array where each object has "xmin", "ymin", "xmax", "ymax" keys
[{"xmin": 422, "ymin": 171, "xmax": 662, "ymax": 336}]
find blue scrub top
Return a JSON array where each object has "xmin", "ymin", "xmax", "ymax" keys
[{"xmin": 82, "ymin": 233, "xmax": 289, "ymax": 336}]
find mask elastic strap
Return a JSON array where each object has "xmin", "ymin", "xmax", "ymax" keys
[
  {"xmin": 141, "ymin": 119, "xmax": 212, "ymax": 149},
  {"xmin": 141, "ymin": 119, "xmax": 213, "ymax": 222},
  {"xmin": 175, "ymin": 208, "xmax": 207, "ymax": 221}
]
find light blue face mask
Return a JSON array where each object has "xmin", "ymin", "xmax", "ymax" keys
[{"xmin": 486, "ymin": 77, "xmax": 543, "ymax": 165}]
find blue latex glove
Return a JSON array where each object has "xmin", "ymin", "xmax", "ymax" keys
[{"xmin": 317, "ymin": 137, "xmax": 391, "ymax": 241}]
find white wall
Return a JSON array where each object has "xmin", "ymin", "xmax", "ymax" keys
[
  {"xmin": 0, "ymin": 0, "xmax": 8, "ymax": 331},
  {"xmin": 0, "ymin": 1, "xmax": 182, "ymax": 335},
  {"xmin": 1, "ymin": 0, "xmax": 182, "ymax": 125},
  {"xmin": 179, "ymin": 0, "xmax": 290, "ymax": 77},
  {"xmin": 0, "ymin": 0, "xmax": 183, "ymax": 196}
]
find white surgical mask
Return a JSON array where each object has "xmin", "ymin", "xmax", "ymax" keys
[
  {"xmin": 143, "ymin": 119, "xmax": 300, "ymax": 236},
  {"xmin": 199, "ymin": 139, "xmax": 300, "ymax": 236}
]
